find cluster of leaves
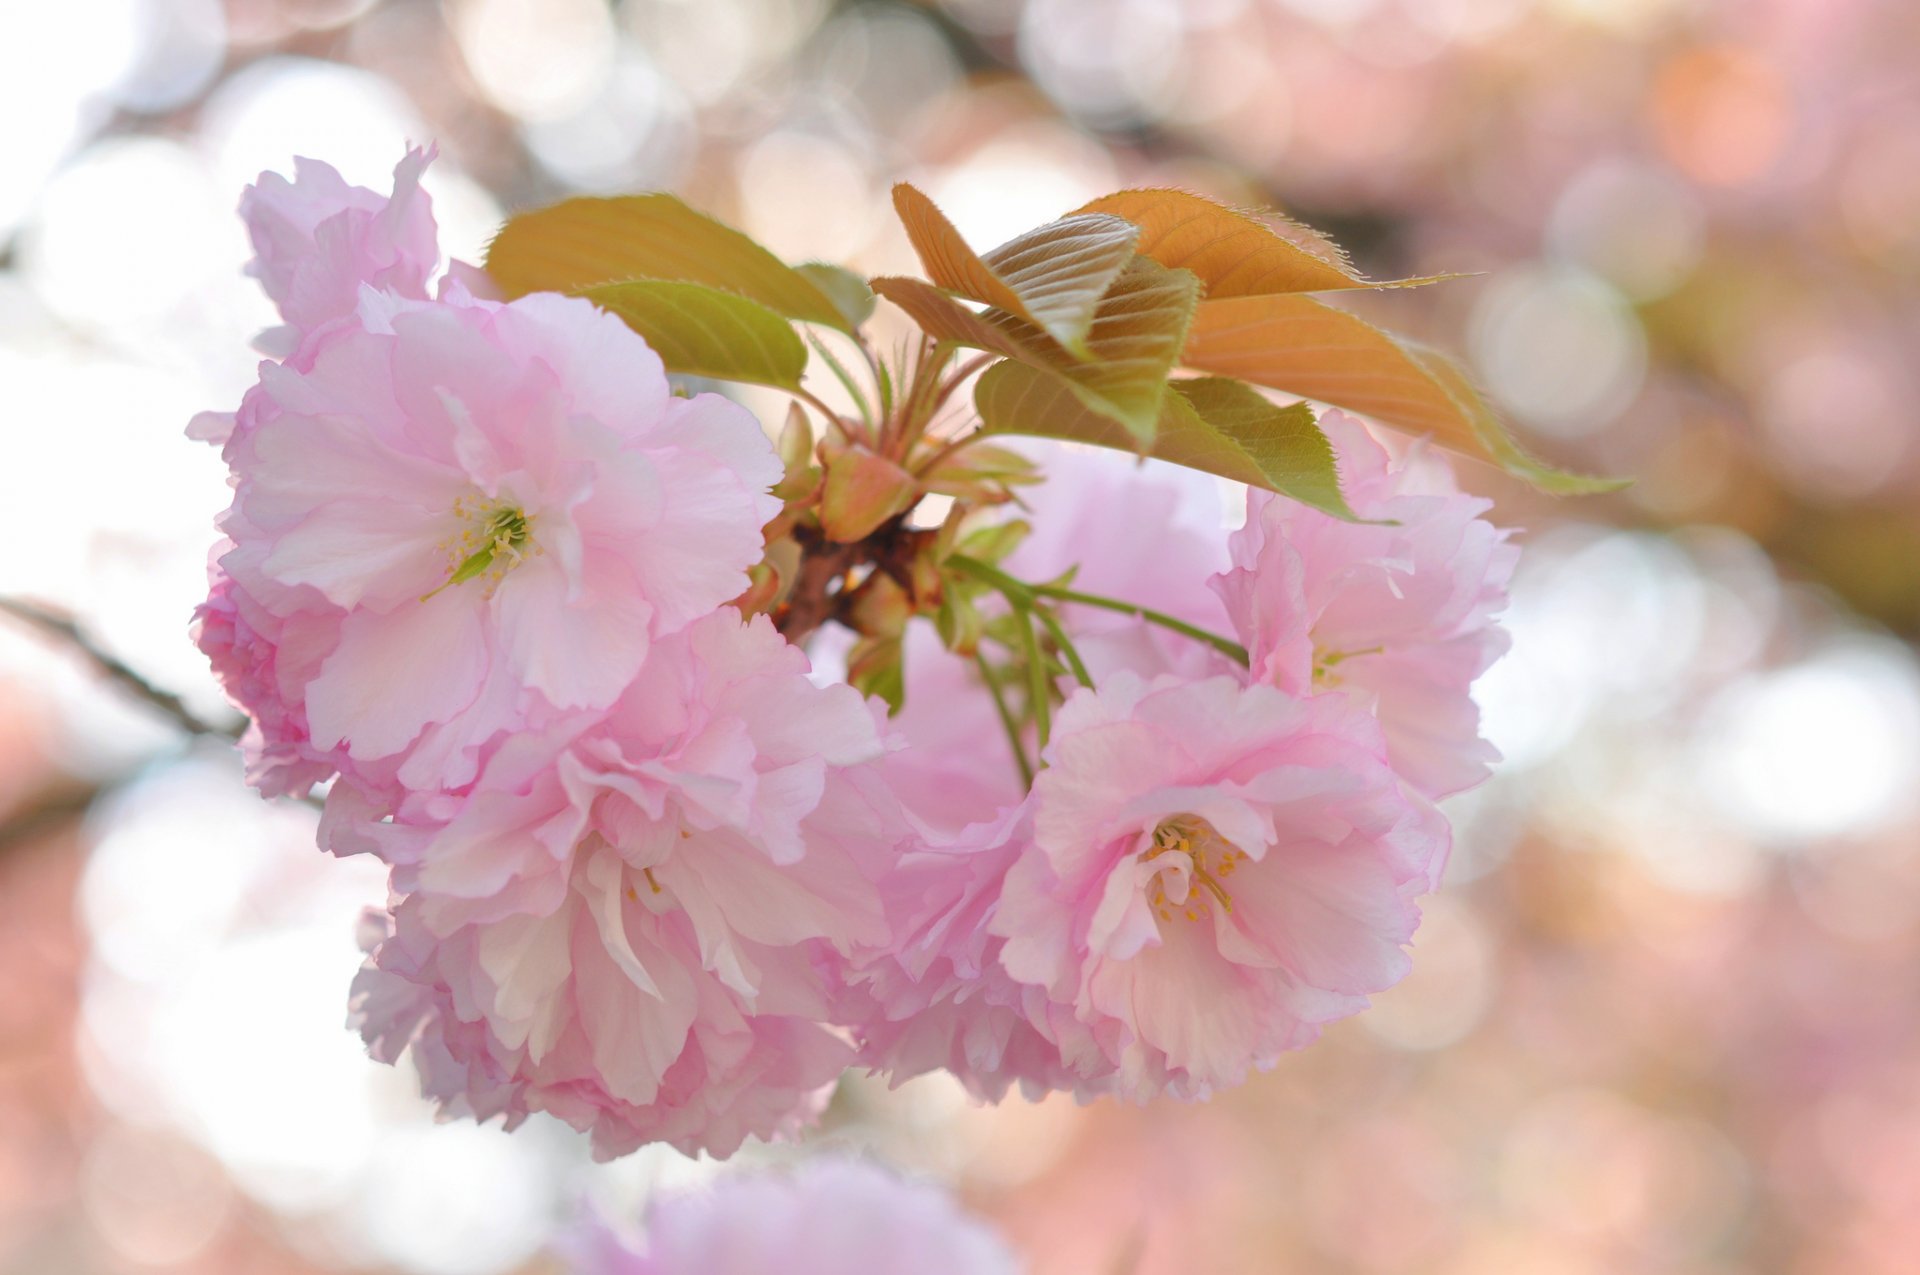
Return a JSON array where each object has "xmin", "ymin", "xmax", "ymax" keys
[
  {"xmin": 489, "ymin": 183, "xmax": 1614, "ymax": 497},
  {"xmin": 484, "ymin": 182, "xmax": 1613, "ymax": 711}
]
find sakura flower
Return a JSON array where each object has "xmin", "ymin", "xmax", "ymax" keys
[
  {"xmin": 847, "ymin": 802, "xmax": 1092, "ymax": 1102},
  {"xmin": 993, "ymin": 673, "xmax": 1448, "ymax": 1101},
  {"xmin": 354, "ymin": 851, "xmax": 862, "ymax": 1160},
  {"xmin": 348, "ymin": 610, "xmax": 906, "ymax": 1159},
  {"xmin": 193, "ymin": 560, "xmax": 335, "ymax": 798},
  {"xmin": 211, "ymin": 289, "xmax": 782, "ymax": 794},
  {"xmin": 564, "ymin": 1157, "xmax": 1021, "ymax": 1275},
  {"xmin": 1212, "ymin": 410, "xmax": 1518, "ymax": 798},
  {"xmin": 241, "ymin": 146, "xmax": 439, "ymax": 356}
]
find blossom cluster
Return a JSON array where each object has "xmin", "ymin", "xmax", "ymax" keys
[{"xmin": 195, "ymin": 150, "xmax": 1516, "ymax": 1159}]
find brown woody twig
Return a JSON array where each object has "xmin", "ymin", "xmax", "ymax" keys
[{"xmin": 0, "ymin": 596, "xmax": 239, "ymax": 740}]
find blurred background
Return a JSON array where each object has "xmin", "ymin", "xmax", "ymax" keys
[{"xmin": 4, "ymin": 0, "xmax": 1919, "ymax": 1271}]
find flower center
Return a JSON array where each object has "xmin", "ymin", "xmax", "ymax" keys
[
  {"xmin": 1145, "ymin": 815, "xmax": 1244, "ymax": 924},
  {"xmin": 1312, "ymin": 644, "xmax": 1383, "ymax": 688},
  {"xmin": 424, "ymin": 495, "xmax": 539, "ymax": 600}
]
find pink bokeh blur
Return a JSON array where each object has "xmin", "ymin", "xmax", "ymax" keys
[{"xmin": 3, "ymin": 1, "xmax": 1919, "ymax": 1272}]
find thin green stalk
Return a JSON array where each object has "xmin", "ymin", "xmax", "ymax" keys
[
  {"xmin": 874, "ymin": 351, "xmax": 894, "ymax": 423},
  {"xmin": 974, "ymin": 651, "xmax": 1034, "ymax": 788},
  {"xmin": 804, "ymin": 333, "xmax": 873, "ymax": 427},
  {"xmin": 794, "ymin": 386, "xmax": 867, "ymax": 447},
  {"xmin": 1032, "ymin": 606, "xmax": 1094, "ymax": 689},
  {"xmin": 1018, "ymin": 608, "xmax": 1052, "ymax": 750},
  {"xmin": 947, "ymin": 554, "xmax": 1250, "ymax": 666}
]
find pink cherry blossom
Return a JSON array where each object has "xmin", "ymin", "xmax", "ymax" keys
[
  {"xmin": 193, "ymin": 561, "xmax": 335, "ymax": 798},
  {"xmin": 993, "ymin": 672, "xmax": 1448, "ymax": 1101},
  {"xmin": 847, "ymin": 802, "xmax": 1095, "ymax": 1102},
  {"xmin": 348, "ymin": 610, "xmax": 906, "ymax": 1158},
  {"xmin": 208, "ymin": 288, "xmax": 782, "ymax": 795},
  {"xmin": 241, "ymin": 146, "xmax": 439, "ymax": 356},
  {"xmin": 354, "ymin": 854, "xmax": 859, "ymax": 1159},
  {"xmin": 563, "ymin": 1157, "xmax": 1021, "ymax": 1275},
  {"xmin": 1212, "ymin": 410, "xmax": 1519, "ymax": 798}
]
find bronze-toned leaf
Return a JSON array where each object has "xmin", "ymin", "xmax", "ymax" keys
[
  {"xmin": 1180, "ymin": 293, "xmax": 1623, "ymax": 492},
  {"xmin": 875, "ymin": 258, "xmax": 1200, "ymax": 446},
  {"xmin": 891, "ymin": 183, "xmax": 1140, "ymax": 358},
  {"xmin": 1077, "ymin": 188, "xmax": 1456, "ymax": 296}
]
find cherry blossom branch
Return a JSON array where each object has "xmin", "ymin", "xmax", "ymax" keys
[
  {"xmin": 771, "ymin": 530, "xmax": 863, "ymax": 646},
  {"xmin": 0, "ymin": 596, "xmax": 238, "ymax": 739}
]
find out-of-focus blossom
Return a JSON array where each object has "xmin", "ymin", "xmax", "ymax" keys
[
  {"xmin": 192, "ymin": 564, "xmax": 336, "ymax": 798},
  {"xmin": 349, "ymin": 610, "xmax": 906, "ymax": 1159},
  {"xmin": 240, "ymin": 145, "xmax": 440, "ymax": 360},
  {"xmin": 875, "ymin": 621, "xmax": 1024, "ymax": 834},
  {"xmin": 1213, "ymin": 411, "xmax": 1518, "ymax": 799},
  {"xmin": 994, "ymin": 672, "xmax": 1447, "ymax": 1100},
  {"xmin": 202, "ymin": 284, "xmax": 781, "ymax": 797},
  {"xmin": 848, "ymin": 802, "xmax": 1089, "ymax": 1102},
  {"xmin": 565, "ymin": 1156, "xmax": 1022, "ymax": 1275}
]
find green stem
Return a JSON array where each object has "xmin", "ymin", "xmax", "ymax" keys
[
  {"xmin": 1018, "ymin": 608, "xmax": 1052, "ymax": 750},
  {"xmin": 1032, "ymin": 606, "xmax": 1094, "ymax": 689},
  {"xmin": 947, "ymin": 554, "xmax": 1249, "ymax": 666},
  {"xmin": 974, "ymin": 651, "xmax": 1034, "ymax": 788},
  {"xmin": 794, "ymin": 386, "xmax": 869, "ymax": 448},
  {"xmin": 805, "ymin": 333, "xmax": 874, "ymax": 428}
]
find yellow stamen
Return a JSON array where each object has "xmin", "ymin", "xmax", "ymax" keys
[
  {"xmin": 422, "ymin": 498, "xmax": 537, "ymax": 601},
  {"xmin": 1145, "ymin": 815, "xmax": 1244, "ymax": 923}
]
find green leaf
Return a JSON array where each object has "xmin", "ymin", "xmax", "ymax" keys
[
  {"xmin": 974, "ymin": 360, "xmax": 1369, "ymax": 521},
  {"xmin": 581, "ymin": 281, "xmax": 808, "ymax": 391},
  {"xmin": 1075, "ymin": 188, "xmax": 1458, "ymax": 295},
  {"xmin": 795, "ymin": 262, "xmax": 876, "ymax": 329},
  {"xmin": 955, "ymin": 516, "xmax": 1031, "ymax": 566},
  {"xmin": 892, "ymin": 183, "xmax": 1141, "ymax": 358},
  {"xmin": 486, "ymin": 194, "xmax": 853, "ymax": 332},
  {"xmin": 935, "ymin": 586, "xmax": 985, "ymax": 655},
  {"xmin": 1180, "ymin": 293, "xmax": 1625, "ymax": 493},
  {"xmin": 873, "ymin": 257, "xmax": 1200, "ymax": 447},
  {"xmin": 1168, "ymin": 378, "xmax": 1363, "ymax": 520}
]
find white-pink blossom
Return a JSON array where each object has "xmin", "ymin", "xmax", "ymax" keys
[
  {"xmin": 1212, "ymin": 410, "xmax": 1518, "ymax": 798},
  {"xmin": 993, "ymin": 672, "xmax": 1448, "ymax": 1101},
  {"xmin": 241, "ymin": 146, "xmax": 439, "ymax": 356},
  {"xmin": 348, "ymin": 610, "xmax": 906, "ymax": 1158},
  {"xmin": 207, "ymin": 288, "xmax": 781, "ymax": 796},
  {"xmin": 846, "ymin": 802, "xmax": 1093, "ymax": 1102}
]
